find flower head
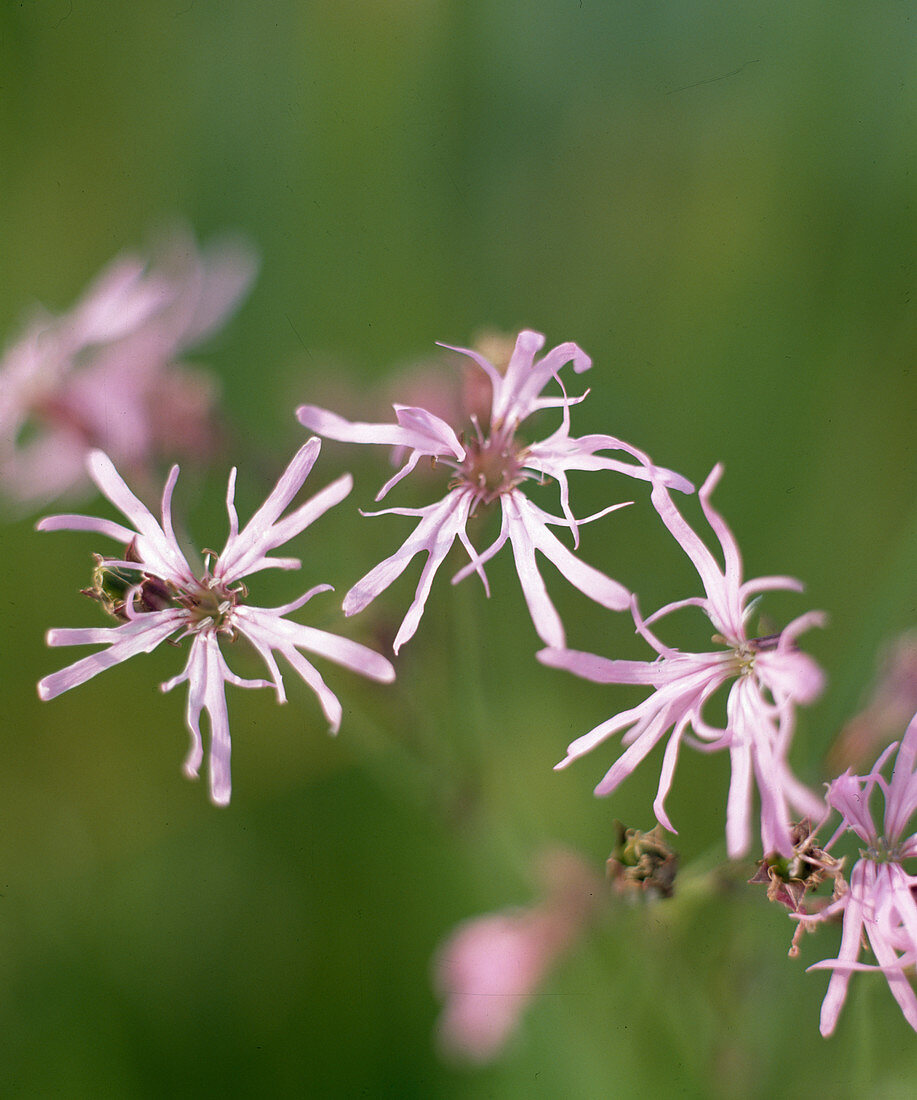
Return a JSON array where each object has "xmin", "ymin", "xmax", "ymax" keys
[
  {"xmin": 0, "ymin": 228, "xmax": 257, "ymax": 509},
  {"xmin": 298, "ymin": 330, "xmax": 692, "ymax": 651},
  {"xmin": 540, "ymin": 465, "xmax": 826, "ymax": 859},
  {"xmin": 793, "ymin": 720, "xmax": 917, "ymax": 1036},
  {"xmin": 37, "ymin": 440, "xmax": 395, "ymax": 805}
]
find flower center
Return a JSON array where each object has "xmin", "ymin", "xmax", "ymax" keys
[
  {"xmin": 715, "ymin": 632, "xmax": 784, "ymax": 678},
  {"xmin": 181, "ymin": 581, "xmax": 238, "ymax": 633},
  {"xmin": 456, "ymin": 433, "xmax": 525, "ymax": 504},
  {"xmin": 863, "ymin": 836, "xmax": 904, "ymax": 864},
  {"xmin": 83, "ymin": 553, "xmax": 241, "ymax": 636}
]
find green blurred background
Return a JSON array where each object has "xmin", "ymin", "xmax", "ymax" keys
[{"xmin": 3, "ymin": 2, "xmax": 917, "ymax": 1095}]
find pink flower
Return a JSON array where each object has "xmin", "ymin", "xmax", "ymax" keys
[
  {"xmin": 793, "ymin": 720, "xmax": 917, "ymax": 1036},
  {"xmin": 433, "ymin": 849, "xmax": 598, "ymax": 1063},
  {"xmin": 298, "ymin": 329, "xmax": 692, "ymax": 651},
  {"xmin": 0, "ymin": 228, "xmax": 257, "ymax": 509},
  {"xmin": 37, "ymin": 439, "xmax": 395, "ymax": 805},
  {"xmin": 540, "ymin": 464, "xmax": 826, "ymax": 859}
]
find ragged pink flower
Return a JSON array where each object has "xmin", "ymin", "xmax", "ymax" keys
[
  {"xmin": 37, "ymin": 439, "xmax": 395, "ymax": 805},
  {"xmin": 298, "ymin": 330, "xmax": 691, "ymax": 651},
  {"xmin": 793, "ymin": 719, "xmax": 917, "ymax": 1036},
  {"xmin": 540, "ymin": 464, "xmax": 825, "ymax": 858},
  {"xmin": 0, "ymin": 228, "xmax": 257, "ymax": 509},
  {"xmin": 433, "ymin": 849, "xmax": 599, "ymax": 1063}
]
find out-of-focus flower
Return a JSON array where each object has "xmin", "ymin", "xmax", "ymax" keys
[
  {"xmin": 541, "ymin": 465, "xmax": 826, "ymax": 859},
  {"xmin": 37, "ymin": 439, "xmax": 395, "ymax": 805},
  {"xmin": 298, "ymin": 329, "xmax": 692, "ymax": 651},
  {"xmin": 828, "ymin": 630, "xmax": 917, "ymax": 775},
  {"xmin": 0, "ymin": 229, "xmax": 257, "ymax": 510},
  {"xmin": 793, "ymin": 720, "xmax": 917, "ymax": 1036},
  {"xmin": 433, "ymin": 849, "xmax": 599, "ymax": 1063}
]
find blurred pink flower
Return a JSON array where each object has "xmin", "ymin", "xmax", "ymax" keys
[
  {"xmin": 794, "ymin": 719, "xmax": 917, "ymax": 1036},
  {"xmin": 0, "ymin": 229, "xmax": 257, "ymax": 510},
  {"xmin": 541, "ymin": 464, "xmax": 826, "ymax": 858},
  {"xmin": 433, "ymin": 849, "xmax": 598, "ymax": 1063},
  {"xmin": 37, "ymin": 439, "xmax": 394, "ymax": 805},
  {"xmin": 828, "ymin": 630, "xmax": 917, "ymax": 775},
  {"xmin": 298, "ymin": 329, "xmax": 692, "ymax": 651}
]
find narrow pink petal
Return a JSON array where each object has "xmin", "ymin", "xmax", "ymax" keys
[
  {"xmin": 509, "ymin": 494, "xmax": 631, "ymax": 614},
  {"xmin": 725, "ymin": 738, "xmax": 753, "ymax": 859},
  {"xmin": 531, "ymin": 430, "xmax": 694, "ymax": 495},
  {"xmin": 697, "ymin": 464, "xmax": 742, "ymax": 593},
  {"xmin": 261, "ymin": 473, "xmax": 352, "ymax": 558},
  {"xmin": 885, "ymin": 717, "xmax": 917, "ymax": 840},
  {"xmin": 826, "ymin": 772, "xmax": 879, "ymax": 843},
  {"xmin": 85, "ymin": 450, "xmax": 193, "ymax": 582},
  {"xmin": 813, "ymin": 866, "xmax": 870, "ymax": 1036},
  {"xmin": 36, "ymin": 513, "xmax": 137, "ymax": 543},
  {"xmin": 38, "ymin": 612, "xmax": 183, "ymax": 700},
  {"xmin": 276, "ymin": 646, "xmax": 344, "ymax": 732},
  {"xmin": 160, "ymin": 463, "xmax": 181, "ymax": 550},
  {"xmin": 160, "ymin": 633, "xmax": 269, "ymax": 806},
  {"xmin": 451, "ymin": 524, "xmax": 496, "ymax": 596},
  {"xmin": 393, "ymin": 405, "xmax": 465, "ymax": 459},
  {"xmin": 883, "ymin": 867, "xmax": 917, "ymax": 965},
  {"xmin": 757, "ymin": 648, "xmax": 826, "ymax": 708},
  {"xmin": 435, "ymin": 339, "xmax": 503, "ymax": 394},
  {"xmin": 630, "ymin": 596, "xmax": 684, "ymax": 658},
  {"xmin": 224, "ymin": 466, "xmax": 240, "ymax": 544},
  {"xmin": 650, "ymin": 468, "xmax": 741, "ymax": 638},
  {"xmin": 280, "ymin": 623, "xmax": 395, "ymax": 682},
  {"xmin": 652, "ymin": 721, "xmax": 686, "ymax": 833},
  {"xmin": 393, "ymin": 527, "xmax": 468, "ymax": 653},
  {"xmin": 536, "ymin": 647, "xmax": 671, "ymax": 686},
  {"xmin": 297, "ymin": 403, "xmax": 461, "ymax": 457},
  {"xmin": 229, "ymin": 617, "xmax": 289, "ymax": 702},
  {"xmin": 450, "ymin": 505, "xmax": 509, "ymax": 589},
  {"xmin": 593, "ymin": 702, "xmax": 682, "ymax": 797},
  {"xmin": 641, "ymin": 595, "xmax": 707, "ymax": 628},
  {"xmin": 499, "ymin": 334, "xmax": 590, "ymax": 427},
  {"xmin": 173, "ymin": 635, "xmax": 230, "ymax": 804},
  {"xmin": 235, "ymin": 607, "xmax": 395, "ymax": 683},
  {"xmin": 738, "ymin": 575, "xmax": 805, "ymax": 602},
  {"xmin": 342, "ymin": 491, "xmax": 471, "ymax": 646},
  {"xmin": 247, "ymin": 436, "xmax": 322, "ymax": 525},
  {"xmin": 268, "ymin": 583, "xmax": 335, "ymax": 617},
  {"xmin": 216, "ymin": 441, "xmax": 352, "ymax": 582},
  {"xmin": 216, "ymin": 439, "xmax": 320, "ymax": 574},
  {"xmin": 375, "ymin": 451, "xmax": 424, "ymax": 501},
  {"xmin": 501, "ymin": 495, "xmax": 565, "ymax": 648},
  {"xmin": 473, "ymin": 329, "xmax": 546, "ymax": 426},
  {"xmin": 556, "ymin": 695, "xmax": 668, "ymax": 769},
  {"xmin": 869, "ymin": 932, "xmax": 917, "ymax": 1032},
  {"xmin": 200, "ymin": 639, "xmax": 234, "ymax": 806},
  {"xmin": 175, "ymin": 647, "xmax": 205, "ymax": 783}
]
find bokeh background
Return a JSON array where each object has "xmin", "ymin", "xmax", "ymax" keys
[{"xmin": 3, "ymin": 2, "xmax": 917, "ymax": 1096}]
